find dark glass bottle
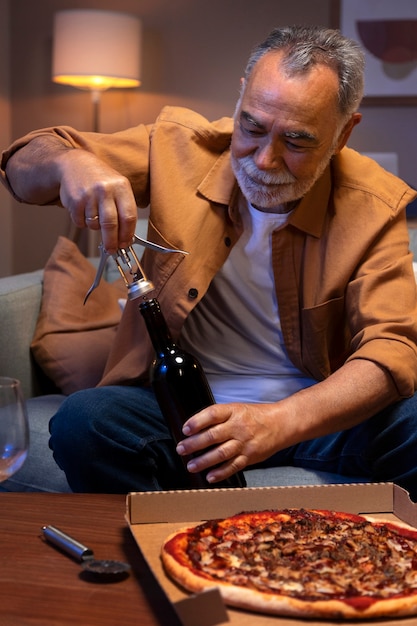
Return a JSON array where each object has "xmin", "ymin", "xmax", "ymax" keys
[{"xmin": 140, "ymin": 298, "xmax": 246, "ymax": 489}]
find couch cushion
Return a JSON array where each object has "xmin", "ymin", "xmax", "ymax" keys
[
  {"xmin": 31, "ymin": 237, "xmax": 125, "ymax": 395},
  {"xmin": 244, "ymin": 467, "xmax": 367, "ymax": 487}
]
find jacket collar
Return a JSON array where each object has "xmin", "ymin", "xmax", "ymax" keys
[
  {"xmin": 197, "ymin": 149, "xmax": 236, "ymax": 205},
  {"xmin": 287, "ymin": 165, "xmax": 332, "ymax": 238}
]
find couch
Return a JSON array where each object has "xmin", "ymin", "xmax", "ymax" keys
[
  {"xmin": 0, "ymin": 238, "xmax": 369, "ymax": 493},
  {"xmin": 0, "ymin": 267, "xmax": 71, "ymax": 491}
]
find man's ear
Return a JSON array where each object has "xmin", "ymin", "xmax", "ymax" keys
[{"xmin": 335, "ymin": 113, "xmax": 362, "ymax": 153}]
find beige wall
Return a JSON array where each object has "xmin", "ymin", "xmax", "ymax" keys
[{"xmin": 2, "ymin": 0, "xmax": 417, "ymax": 273}]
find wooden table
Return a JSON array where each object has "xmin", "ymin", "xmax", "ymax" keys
[{"xmin": 0, "ymin": 493, "xmax": 182, "ymax": 625}]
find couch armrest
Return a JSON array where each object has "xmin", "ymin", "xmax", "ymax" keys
[{"xmin": 0, "ymin": 269, "xmax": 46, "ymax": 399}]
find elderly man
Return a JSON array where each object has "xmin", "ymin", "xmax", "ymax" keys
[{"xmin": 2, "ymin": 25, "xmax": 417, "ymax": 497}]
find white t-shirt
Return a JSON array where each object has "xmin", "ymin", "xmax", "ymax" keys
[{"xmin": 179, "ymin": 200, "xmax": 316, "ymax": 403}]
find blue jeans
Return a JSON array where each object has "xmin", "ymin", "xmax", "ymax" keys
[{"xmin": 49, "ymin": 385, "xmax": 417, "ymax": 499}]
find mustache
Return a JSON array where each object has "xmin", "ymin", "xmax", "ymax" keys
[{"xmin": 236, "ymin": 156, "xmax": 296, "ymax": 186}]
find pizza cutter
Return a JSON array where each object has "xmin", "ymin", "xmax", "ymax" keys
[{"xmin": 42, "ymin": 525, "xmax": 131, "ymax": 582}]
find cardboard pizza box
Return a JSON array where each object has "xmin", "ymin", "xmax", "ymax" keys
[{"xmin": 126, "ymin": 483, "xmax": 417, "ymax": 626}]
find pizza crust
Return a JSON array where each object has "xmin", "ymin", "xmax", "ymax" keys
[{"xmin": 161, "ymin": 510, "xmax": 417, "ymax": 620}]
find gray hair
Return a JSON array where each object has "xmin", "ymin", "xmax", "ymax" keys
[{"xmin": 243, "ymin": 25, "xmax": 365, "ymax": 117}]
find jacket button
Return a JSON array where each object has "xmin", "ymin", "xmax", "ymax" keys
[
  {"xmin": 188, "ymin": 287, "xmax": 198, "ymax": 299},
  {"xmin": 224, "ymin": 236, "xmax": 231, "ymax": 247}
]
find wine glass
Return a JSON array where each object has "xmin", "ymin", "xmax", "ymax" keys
[{"xmin": 0, "ymin": 377, "xmax": 29, "ymax": 482}]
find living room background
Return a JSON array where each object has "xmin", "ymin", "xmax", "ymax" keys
[{"xmin": 0, "ymin": 0, "xmax": 416, "ymax": 276}]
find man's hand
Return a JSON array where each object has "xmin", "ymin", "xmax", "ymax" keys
[
  {"xmin": 57, "ymin": 150, "xmax": 138, "ymax": 253},
  {"xmin": 5, "ymin": 137, "xmax": 138, "ymax": 254},
  {"xmin": 175, "ymin": 359, "xmax": 398, "ymax": 484},
  {"xmin": 176, "ymin": 402, "xmax": 282, "ymax": 483}
]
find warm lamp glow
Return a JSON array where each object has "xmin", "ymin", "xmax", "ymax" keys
[
  {"xmin": 52, "ymin": 9, "xmax": 142, "ymax": 91},
  {"xmin": 53, "ymin": 74, "xmax": 139, "ymax": 90}
]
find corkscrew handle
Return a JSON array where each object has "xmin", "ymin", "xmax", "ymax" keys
[{"xmin": 84, "ymin": 234, "xmax": 188, "ymax": 303}]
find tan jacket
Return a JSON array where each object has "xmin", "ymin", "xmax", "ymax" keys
[{"xmin": 2, "ymin": 106, "xmax": 417, "ymax": 397}]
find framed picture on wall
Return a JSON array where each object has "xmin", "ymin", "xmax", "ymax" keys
[{"xmin": 334, "ymin": 0, "xmax": 417, "ymax": 105}]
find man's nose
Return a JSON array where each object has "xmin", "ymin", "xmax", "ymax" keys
[{"xmin": 253, "ymin": 141, "xmax": 282, "ymax": 170}]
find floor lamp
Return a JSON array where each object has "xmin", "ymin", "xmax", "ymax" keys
[{"xmin": 52, "ymin": 9, "xmax": 142, "ymax": 254}]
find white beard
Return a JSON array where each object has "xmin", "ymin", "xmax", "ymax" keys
[{"xmin": 231, "ymin": 149, "xmax": 334, "ymax": 211}]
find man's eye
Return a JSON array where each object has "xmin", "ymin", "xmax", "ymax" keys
[
  {"xmin": 240, "ymin": 122, "xmax": 264, "ymax": 136},
  {"xmin": 286, "ymin": 141, "xmax": 308, "ymax": 151}
]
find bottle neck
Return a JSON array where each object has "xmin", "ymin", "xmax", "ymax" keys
[{"xmin": 139, "ymin": 298, "xmax": 176, "ymax": 356}]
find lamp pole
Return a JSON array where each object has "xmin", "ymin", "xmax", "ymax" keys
[{"xmin": 91, "ymin": 90, "xmax": 101, "ymax": 134}]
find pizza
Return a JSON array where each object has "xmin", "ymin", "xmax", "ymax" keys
[{"xmin": 161, "ymin": 508, "xmax": 417, "ymax": 620}]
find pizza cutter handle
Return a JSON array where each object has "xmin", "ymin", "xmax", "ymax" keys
[{"xmin": 42, "ymin": 525, "xmax": 94, "ymax": 562}]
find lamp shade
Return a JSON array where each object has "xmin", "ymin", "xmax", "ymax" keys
[{"xmin": 52, "ymin": 9, "xmax": 142, "ymax": 91}]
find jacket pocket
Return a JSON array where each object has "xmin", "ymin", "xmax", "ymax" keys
[{"xmin": 301, "ymin": 296, "xmax": 350, "ymax": 379}]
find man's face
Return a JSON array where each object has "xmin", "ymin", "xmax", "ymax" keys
[{"xmin": 231, "ymin": 52, "xmax": 349, "ymax": 212}]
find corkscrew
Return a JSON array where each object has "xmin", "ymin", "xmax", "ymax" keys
[{"xmin": 84, "ymin": 234, "xmax": 188, "ymax": 304}]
